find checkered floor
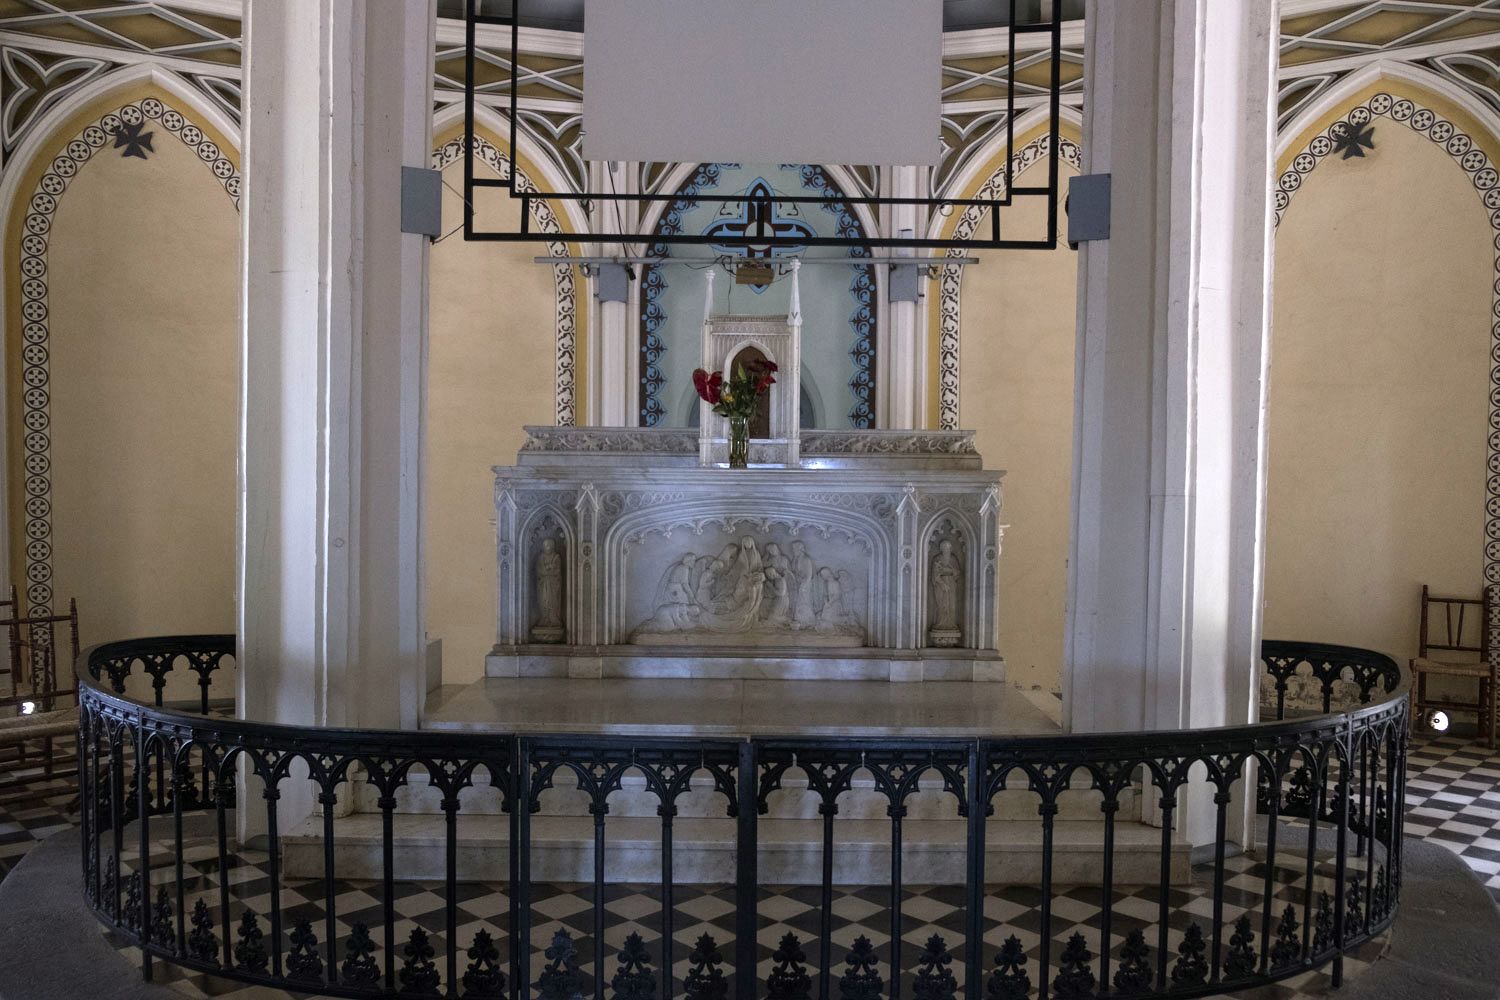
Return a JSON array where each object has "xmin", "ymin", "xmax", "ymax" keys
[
  {"xmin": 3, "ymin": 733, "xmax": 1495, "ymax": 998},
  {"xmin": 1401, "ymin": 733, "xmax": 1500, "ymax": 904},
  {"xmin": 100, "ymin": 817, "xmax": 1387, "ymax": 999},
  {"xmin": 0, "ymin": 741, "xmax": 79, "ymax": 879}
]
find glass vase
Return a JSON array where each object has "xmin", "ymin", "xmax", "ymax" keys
[{"xmin": 727, "ymin": 415, "xmax": 750, "ymax": 469}]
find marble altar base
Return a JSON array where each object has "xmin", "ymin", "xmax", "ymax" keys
[{"xmin": 491, "ymin": 426, "xmax": 1006, "ymax": 684}]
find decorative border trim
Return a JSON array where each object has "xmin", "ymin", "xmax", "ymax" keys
[
  {"xmin": 433, "ymin": 134, "xmax": 577, "ymax": 426},
  {"xmin": 794, "ymin": 164, "xmax": 878, "ymax": 428},
  {"xmin": 638, "ymin": 162, "xmax": 729, "ymax": 427},
  {"xmin": 937, "ymin": 131, "xmax": 1082, "ymax": 430},
  {"xmin": 14, "ymin": 97, "xmax": 240, "ymax": 617},
  {"xmin": 1273, "ymin": 92, "xmax": 1500, "ymax": 582}
]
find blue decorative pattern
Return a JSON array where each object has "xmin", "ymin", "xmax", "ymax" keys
[
  {"xmin": 638, "ymin": 164, "xmax": 878, "ymax": 428},
  {"xmin": 702, "ymin": 177, "xmax": 814, "ymax": 293},
  {"xmin": 794, "ymin": 164, "xmax": 877, "ymax": 428},
  {"xmin": 639, "ymin": 162, "xmax": 731, "ymax": 426}
]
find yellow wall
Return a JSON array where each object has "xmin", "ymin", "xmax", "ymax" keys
[
  {"xmin": 19, "ymin": 103, "xmax": 240, "ymax": 650},
  {"xmin": 426, "ymin": 146, "xmax": 575, "ymax": 683},
  {"xmin": 40, "ymin": 110, "xmax": 239, "ymax": 645},
  {"xmin": 957, "ymin": 155, "xmax": 1079, "ymax": 693},
  {"xmin": 1264, "ymin": 106, "xmax": 1494, "ymax": 662}
]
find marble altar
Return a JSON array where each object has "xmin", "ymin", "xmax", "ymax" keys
[{"xmin": 488, "ymin": 425, "xmax": 1006, "ymax": 681}]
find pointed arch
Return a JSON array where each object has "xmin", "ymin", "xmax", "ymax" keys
[
  {"xmin": 637, "ymin": 163, "xmax": 879, "ymax": 428},
  {"xmin": 430, "ymin": 109, "xmax": 588, "ymax": 426},
  {"xmin": 2, "ymin": 72, "xmax": 241, "ymax": 616},
  {"xmin": 1272, "ymin": 63, "xmax": 1500, "ymax": 584},
  {"xmin": 924, "ymin": 105, "xmax": 1084, "ymax": 430}
]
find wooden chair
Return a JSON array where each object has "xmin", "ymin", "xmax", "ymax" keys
[
  {"xmin": 0, "ymin": 599, "xmax": 81, "ymax": 783},
  {"xmin": 1411, "ymin": 584, "xmax": 1497, "ymax": 747}
]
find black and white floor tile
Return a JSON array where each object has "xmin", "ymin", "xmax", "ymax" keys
[
  {"xmin": 1402, "ymin": 733, "xmax": 1500, "ymax": 904},
  {"xmin": 100, "ymin": 826, "xmax": 1384, "ymax": 1000},
  {"xmin": 0, "ymin": 742, "xmax": 79, "ymax": 879}
]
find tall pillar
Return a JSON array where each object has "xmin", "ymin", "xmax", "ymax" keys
[
  {"xmin": 1064, "ymin": 0, "xmax": 1276, "ymax": 763},
  {"xmin": 589, "ymin": 160, "xmax": 638, "ymax": 426},
  {"xmin": 884, "ymin": 165, "xmax": 926, "ymax": 429},
  {"xmin": 238, "ymin": 0, "xmax": 435, "ymax": 827}
]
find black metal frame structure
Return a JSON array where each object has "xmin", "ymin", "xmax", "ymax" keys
[
  {"xmin": 460, "ymin": 0, "xmax": 1065, "ymax": 251},
  {"xmin": 77, "ymin": 635, "xmax": 1407, "ymax": 1000}
]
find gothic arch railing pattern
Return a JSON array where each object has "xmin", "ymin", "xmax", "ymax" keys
[
  {"xmin": 431, "ymin": 133, "xmax": 579, "ymax": 427},
  {"xmin": 937, "ymin": 132, "xmax": 1082, "ymax": 430},
  {"xmin": 12, "ymin": 95, "xmax": 240, "ymax": 621},
  {"xmin": 1271, "ymin": 91, "xmax": 1500, "ymax": 585},
  {"xmin": 78, "ymin": 634, "xmax": 1407, "ymax": 1000}
]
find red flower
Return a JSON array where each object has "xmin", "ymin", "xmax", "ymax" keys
[
  {"xmin": 693, "ymin": 368, "xmax": 723, "ymax": 404},
  {"xmin": 761, "ymin": 360, "xmax": 779, "ymax": 374},
  {"xmin": 755, "ymin": 371, "xmax": 776, "ymax": 394}
]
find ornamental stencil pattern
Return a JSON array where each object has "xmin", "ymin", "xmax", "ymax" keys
[
  {"xmin": 793, "ymin": 164, "xmax": 878, "ymax": 428},
  {"xmin": 16, "ymin": 97, "xmax": 240, "ymax": 619},
  {"xmin": 939, "ymin": 132, "xmax": 1081, "ymax": 430},
  {"xmin": 639, "ymin": 162, "xmax": 730, "ymax": 427},
  {"xmin": 432, "ymin": 133, "xmax": 577, "ymax": 426},
  {"xmin": 1272, "ymin": 92, "xmax": 1500, "ymax": 582}
]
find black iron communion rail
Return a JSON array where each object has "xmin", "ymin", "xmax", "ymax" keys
[{"xmin": 76, "ymin": 636, "xmax": 1408, "ymax": 1000}]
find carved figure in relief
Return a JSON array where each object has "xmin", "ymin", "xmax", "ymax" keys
[
  {"xmin": 816, "ymin": 567, "xmax": 857, "ymax": 630},
  {"xmin": 663, "ymin": 554, "xmax": 696, "ymax": 605},
  {"xmin": 761, "ymin": 544, "xmax": 791, "ymax": 626},
  {"xmin": 632, "ymin": 533, "xmax": 863, "ymax": 646},
  {"xmin": 927, "ymin": 539, "xmax": 963, "ymax": 648},
  {"xmin": 532, "ymin": 538, "xmax": 565, "ymax": 643},
  {"xmin": 790, "ymin": 541, "xmax": 816, "ymax": 626}
]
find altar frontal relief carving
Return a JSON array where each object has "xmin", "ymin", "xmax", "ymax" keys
[
  {"xmin": 630, "ymin": 528, "xmax": 867, "ymax": 647},
  {"xmin": 492, "ymin": 428, "xmax": 1005, "ymax": 681}
]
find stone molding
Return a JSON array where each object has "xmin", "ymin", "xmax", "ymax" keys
[{"xmin": 516, "ymin": 426, "xmax": 982, "ymax": 461}]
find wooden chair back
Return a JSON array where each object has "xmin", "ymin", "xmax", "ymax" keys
[
  {"xmin": 0, "ymin": 599, "xmax": 81, "ymax": 712},
  {"xmin": 1417, "ymin": 584, "xmax": 1489, "ymax": 662}
]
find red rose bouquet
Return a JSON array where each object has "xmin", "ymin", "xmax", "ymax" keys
[{"xmin": 692, "ymin": 358, "xmax": 778, "ymax": 421}]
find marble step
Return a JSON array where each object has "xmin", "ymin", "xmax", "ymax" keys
[
  {"xmin": 343, "ymin": 771, "xmax": 1135, "ymax": 823},
  {"xmin": 282, "ymin": 812, "xmax": 1189, "ymax": 886}
]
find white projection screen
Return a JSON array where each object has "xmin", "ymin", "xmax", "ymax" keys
[{"xmin": 582, "ymin": 0, "xmax": 942, "ymax": 166}]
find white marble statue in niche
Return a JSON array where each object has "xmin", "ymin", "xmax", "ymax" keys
[
  {"xmin": 632, "ymin": 533, "xmax": 863, "ymax": 647},
  {"xmin": 927, "ymin": 531, "xmax": 964, "ymax": 649},
  {"xmin": 531, "ymin": 537, "xmax": 565, "ymax": 644}
]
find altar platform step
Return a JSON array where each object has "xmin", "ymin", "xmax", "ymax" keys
[
  {"xmin": 420, "ymin": 676, "xmax": 1058, "ymax": 738},
  {"xmin": 282, "ymin": 812, "xmax": 1190, "ymax": 887}
]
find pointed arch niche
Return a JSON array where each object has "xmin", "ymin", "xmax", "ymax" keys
[
  {"xmin": 2, "ymin": 78, "xmax": 241, "ymax": 649},
  {"xmin": 1263, "ymin": 68, "xmax": 1500, "ymax": 666},
  {"xmin": 425, "ymin": 115, "xmax": 590, "ymax": 683},
  {"xmin": 637, "ymin": 163, "xmax": 878, "ymax": 429},
  {"xmin": 922, "ymin": 114, "xmax": 1082, "ymax": 694}
]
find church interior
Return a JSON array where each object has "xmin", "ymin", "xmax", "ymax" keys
[{"xmin": 0, "ymin": 1, "xmax": 1497, "ymax": 998}]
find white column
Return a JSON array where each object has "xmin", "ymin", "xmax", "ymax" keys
[
  {"xmin": 589, "ymin": 160, "xmax": 637, "ymax": 426},
  {"xmin": 883, "ymin": 165, "xmax": 925, "ymax": 429},
  {"xmin": 238, "ymin": 0, "xmax": 435, "ymax": 832},
  {"xmin": 1065, "ymin": 0, "xmax": 1276, "ymax": 760}
]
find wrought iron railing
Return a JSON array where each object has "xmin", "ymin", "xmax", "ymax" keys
[{"xmin": 77, "ymin": 636, "xmax": 1407, "ymax": 999}]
